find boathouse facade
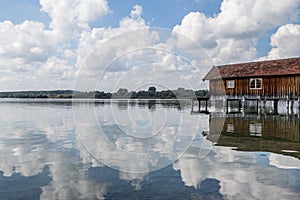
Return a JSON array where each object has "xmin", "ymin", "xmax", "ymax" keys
[{"xmin": 203, "ymin": 57, "xmax": 300, "ymax": 98}]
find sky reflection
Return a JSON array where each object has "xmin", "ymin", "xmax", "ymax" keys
[{"xmin": 0, "ymin": 100, "xmax": 299, "ymax": 199}]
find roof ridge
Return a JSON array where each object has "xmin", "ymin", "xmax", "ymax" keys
[
  {"xmin": 204, "ymin": 57, "xmax": 300, "ymax": 80},
  {"xmin": 216, "ymin": 57, "xmax": 300, "ymax": 67}
]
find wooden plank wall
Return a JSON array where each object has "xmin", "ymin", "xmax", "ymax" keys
[{"xmin": 209, "ymin": 75, "xmax": 300, "ymax": 98}]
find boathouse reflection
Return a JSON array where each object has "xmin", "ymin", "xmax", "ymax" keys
[{"xmin": 207, "ymin": 113, "xmax": 300, "ymax": 159}]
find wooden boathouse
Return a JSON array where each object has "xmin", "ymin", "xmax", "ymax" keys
[{"xmin": 192, "ymin": 57, "xmax": 300, "ymax": 113}]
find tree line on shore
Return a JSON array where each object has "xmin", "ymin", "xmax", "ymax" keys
[{"xmin": 0, "ymin": 87, "xmax": 208, "ymax": 99}]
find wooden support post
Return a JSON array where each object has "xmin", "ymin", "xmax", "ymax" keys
[
  {"xmin": 191, "ymin": 98, "xmax": 194, "ymax": 112},
  {"xmin": 274, "ymin": 100, "xmax": 278, "ymax": 115},
  {"xmin": 286, "ymin": 96, "xmax": 290, "ymax": 110},
  {"xmin": 260, "ymin": 97, "xmax": 264, "ymax": 113},
  {"xmin": 194, "ymin": 97, "xmax": 210, "ymax": 113},
  {"xmin": 226, "ymin": 99, "xmax": 229, "ymax": 113},
  {"xmin": 238, "ymin": 99, "xmax": 242, "ymax": 112},
  {"xmin": 286, "ymin": 97, "xmax": 290, "ymax": 115}
]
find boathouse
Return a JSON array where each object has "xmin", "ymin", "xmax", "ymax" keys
[{"xmin": 203, "ymin": 57, "xmax": 300, "ymax": 99}]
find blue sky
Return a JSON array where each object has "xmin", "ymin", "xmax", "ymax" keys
[
  {"xmin": 97, "ymin": 0, "xmax": 222, "ymax": 28},
  {"xmin": 0, "ymin": 0, "xmax": 299, "ymax": 91},
  {"xmin": 0, "ymin": 0, "xmax": 222, "ymax": 27},
  {"xmin": 0, "ymin": 0, "xmax": 49, "ymax": 23}
]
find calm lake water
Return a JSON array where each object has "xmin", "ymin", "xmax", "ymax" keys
[{"xmin": 0, "ymin": 99, "xmax": 300, "ymax": 200}]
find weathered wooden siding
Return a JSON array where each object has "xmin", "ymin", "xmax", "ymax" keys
[
  {"xmin": 209, "ymin": 79, "xmax": 225, "ymax": 96},
  {"xmin": 209, "ymin": 75, "xmax": 300, "ymax": 98}
]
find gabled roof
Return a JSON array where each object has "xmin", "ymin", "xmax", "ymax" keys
[{"xmin": 203, "ymin": 57, "xmax": 300, "ymax": 80}]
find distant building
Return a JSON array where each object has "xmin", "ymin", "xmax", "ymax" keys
[{"xmin": 203, "ymin": 57, "xmax": 300, "ymax": 98}]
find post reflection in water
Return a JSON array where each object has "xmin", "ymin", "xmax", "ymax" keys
[{"xmin": 0, "ymin": 99, "xmax": 299, "ymax": 200}]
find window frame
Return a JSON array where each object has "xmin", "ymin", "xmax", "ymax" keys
[
  {"xmin": 226, "ymin": 124, "xmax": 235, "ymax": 133},
  {"xmin": 249, "ymin": 78, "xmax": 262, "ymax": 90},
  {"xmin": 249, "ymin": 123, "xmax": 262, "ymax": 137},
  {"xmin": 226, "ymin": 80, "xmax": 235, "ymax": 89}
]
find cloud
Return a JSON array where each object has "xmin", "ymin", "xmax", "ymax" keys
[
  {"xmin": 174, "ymin": 145, "xmax": 300, "ymax": 199},
  {"xmin": 76, "ymin": 4, "xmax": 148, "ymax": 65},
  {"xmin": 213, "ymin": 0, "xmax": 299, "ymax": 39},
  {"xmin": 0, "ymin": 105, "xmax": 108, "ymax": 199},
  {"xmin": 74, "ymin": 5, "xmax": 158, "ymax": 91},
  {"xmin": 40, "ymin": 0, "xmax": 110, "ymax": 40},
  {"xmin": 0, "ymin": 0, "xmax": 299, "ymax": 91},
  {"xmin": 173, "ymin": 0, "xmax": 300, "ymax": 64},
  {"xmin": 37, "ymin": 57, "xmax": 74, "ymax": 80},
  {"xmin": 40, "ymin": 153, "xmax": 107, "ymax": 200},
  {"xmin": 173, "ymin": 12, "xmax": 217, "ymax": 49},
  {"xmin": 0, "ymin": 104, "xmax": 74, "ymax": 177},
  {"xmin": 73, "ymin": 102, "xmax": 204, "ymax": 173},
  {"xmin": 267, "ymin": 24, "xmax": 300, "ymax": 59},
  {"xmin": 0, "ymin": 0, "xmax": 110, "ymax": 91},
  {"xmin": 0, "ymin": 20, "xmax": 52, "ymax": 63},
  {"xmin": 130, "ymin": 5, "xmax": 143, "ymax": 19}
]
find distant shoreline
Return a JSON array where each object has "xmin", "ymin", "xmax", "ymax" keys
[{"xmin": 0, "ymin": 88, "xmax": 209, "ymax": 99}]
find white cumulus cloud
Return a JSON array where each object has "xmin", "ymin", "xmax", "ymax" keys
[
  {"xmin": 0, "ymin": 0, "xmax": 110, "ymax": 91},
  {"xmin": 267, "ymin": 24, "xmax": 300, "ymax": 59},
  {"xmin": 40, "ymin": 0, "xmax": 110, "ymax": 40},
  {"xmin": 173, "ymin": 0, "xmax": 300, "ymax": 65}
]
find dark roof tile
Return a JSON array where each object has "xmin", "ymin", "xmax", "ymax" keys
[{"xmin": 203, "ymin": 57, "xmax": 300, "ymax": 80}]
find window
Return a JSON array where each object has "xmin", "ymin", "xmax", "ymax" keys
[
  {"xmin": 249, "ymin": 78, "xmax": 262, "ymax": 89},
  {"xmin": 249, "ymin": 123, "xmax": 262, "ymax": 137},
  {"xmin": 226, "ymin": 124, "xmax": 235, "ymax": 133},
  {"xmin": 227, "ymin": 80, "xmax": 235, "ymax": 89}
]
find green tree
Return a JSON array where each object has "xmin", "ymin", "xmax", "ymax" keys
[{"xmin": 148, "ymin": 86, "xmax": 156, "ymax": 93}]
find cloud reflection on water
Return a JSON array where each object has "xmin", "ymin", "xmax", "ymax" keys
[{"xmin": 0, "ymin": 100, "xmax": 299, "ymax": 199}]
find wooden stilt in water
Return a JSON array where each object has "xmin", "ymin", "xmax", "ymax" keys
[
  {"xmin": 196, "ymin": 97, "xmax": 210, "ymax": 113},
  {"xmin": 286, "ymin": 96, "xmax": 290, "ymax": 115},
  {"xmin": 274, "ymin": 99, "xmax": 279, "ymax": 114},
  {"xmin": 238, "ymin": 99, "xmax": 242, "ymax": 112},
  {"xmin": 191, "ymin": 98, "xmax": 194, "ymax": 112},
  {"xmin": 257, "ymin": 99, "xmax": 260, "ymax": 113},
  {"xmin": 226, "ymin": 99, "xmax": 229, "ymax": 113}
]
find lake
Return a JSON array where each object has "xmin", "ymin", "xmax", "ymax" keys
[{"xmin": 0, "ymin": 99, "xmax": 300, "ymax": 200}]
